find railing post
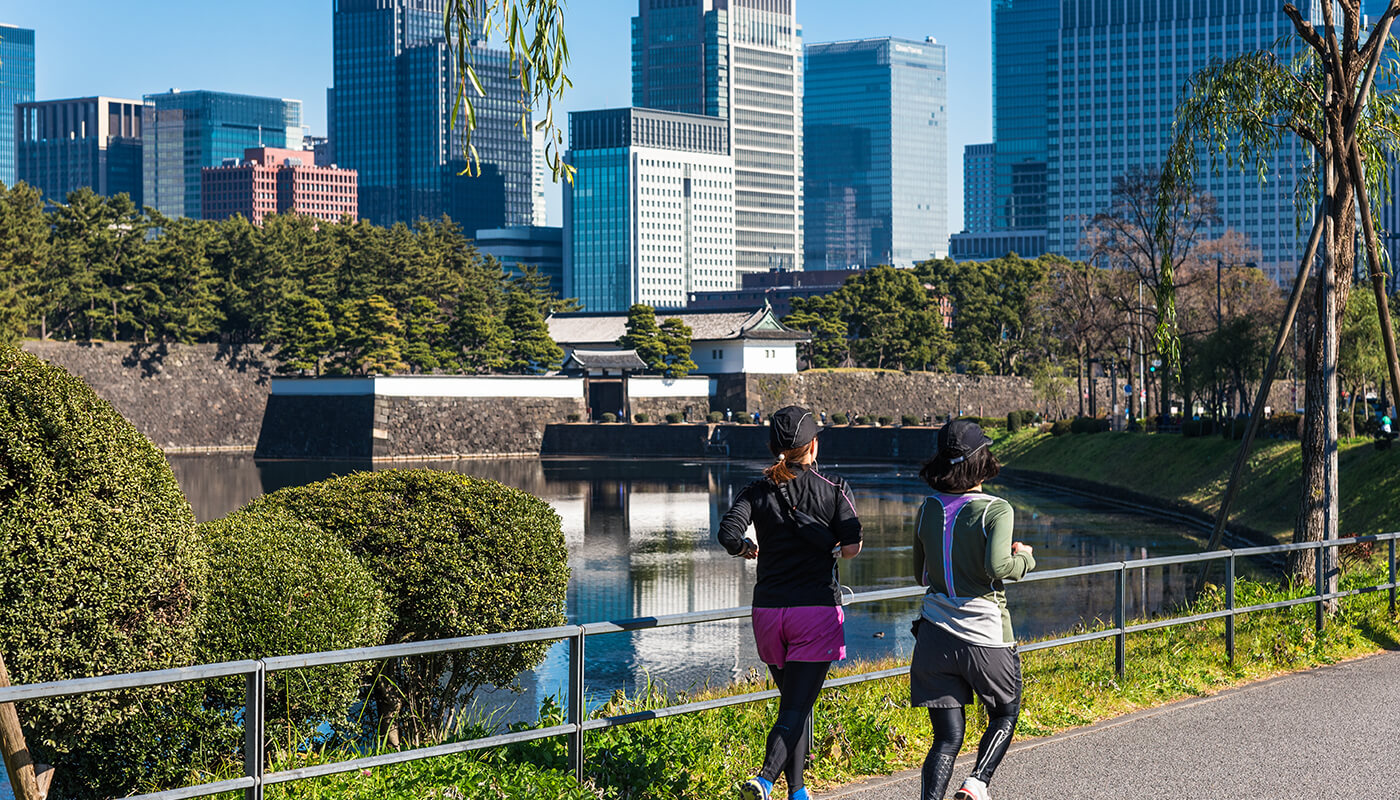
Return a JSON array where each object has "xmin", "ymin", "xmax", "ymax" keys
[
  {"xmin": 1225, "ymin": 553, "xmax": 1236, "ymax": 666},
  {"xmin": 568, "ymin": 626, "xmax": 586, "ymax": 783},
  {"xmin": 1390, "ymin": 538, "xmax": 1396, "ymax": 616},
  {"xmin": 1315, "ymin": 541, "xmax": 1326, "ymax": 634},
  {"xmin": 1114, "ymin": 563, "xmax": 1126, "ymax": 680},
  {"xmin": 244, "ymin": 661, "xmax": 266, "ymax": 800}
]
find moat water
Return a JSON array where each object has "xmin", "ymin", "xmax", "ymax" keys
[{"xmin": 166, "ymin": 454, "xmax": 1223, "ymax": 720}]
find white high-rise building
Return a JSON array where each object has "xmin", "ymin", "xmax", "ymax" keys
[
  {"xmin": 632, "ymin": 0, "xmax": 803, "ymax": 275},
  {"xmin": 564, "ymin": 108, "xmax": 736, "ymax": 313},
  {"xmin": 531, "ymin": 128, "xmax": 549, "ymax": 226}
]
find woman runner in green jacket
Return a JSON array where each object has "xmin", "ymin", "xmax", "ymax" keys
[{"xmin": 909, "ymin": 419, "xmax": 1035, "ymax": 800}]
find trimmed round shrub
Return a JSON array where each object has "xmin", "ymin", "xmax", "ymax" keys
[
  {"xmin": 831, "ymin": 413, "xmax": 849, "ymax": 425},
  {"xmin": 240, "ymin": 470, "xmax": 569, "ymax": 744},
  {"xmin": 1050, "ymin": 419, "xmax": 1073, "ymax": 436},
  {"xmin": 855, "ymin": 415, "xmax": 872, "ymax": 426},
  {"xmin": 1070, "ymin": 416, "xmax": 1107, "ymax": 434},
  {"xmin": 0, "ymin": 345, "xmax": 207, "ymax": 798},
  {"xmin": 877, "ymin": 415, "xmax": 892, "ymax": 426},
  {"xmin": 566, "ymin": 413, "xmax": 581, "ymax": 423},
  {"xmin": 901, "ymin": 414, "xmax": 920, "ymax": 427},
  {"xmin": 1006, "ymin": 411, "xmax": 1023, "ymax": 432},
  {"xmin": 602, "ymin": 412, "xmax": 618, "ymax": 423},
  {"xmin": 666, "ymin": 411, "xmax": 685, "ymax": 424},
  {"xmin": 706, "ymin": 411, "xmax": 724, "ymax": 423},
  {"xmin": 198, "ymin": 512, "xmax": 390, "ymax": 751},
  {"xmin": 634, "ymin": 412, "xmax": 649, "ymax": 423}
]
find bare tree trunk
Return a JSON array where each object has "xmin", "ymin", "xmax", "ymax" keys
[{"xmin": 373, "ymin": 670, "xmax": 403, "ymax": 748}]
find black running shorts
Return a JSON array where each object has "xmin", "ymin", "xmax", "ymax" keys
[{"xmin": 909, "ymin": 619, "xmax": 1021, "ymax": 710}]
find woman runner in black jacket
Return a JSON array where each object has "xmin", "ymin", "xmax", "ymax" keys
[{"xmin": 717, "ymin": 405, "xmax": 863, "ymax": 800}]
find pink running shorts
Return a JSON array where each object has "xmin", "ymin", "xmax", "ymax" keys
[{"xmin": 751, "ymin": 605, "xmax": 846, "ymax": 668}]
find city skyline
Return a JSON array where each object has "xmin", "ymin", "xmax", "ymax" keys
[{"xmin": 0, "ymin": 0, "xmax": 990, "ymax": 233}]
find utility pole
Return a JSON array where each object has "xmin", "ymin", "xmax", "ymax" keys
[{"xmin": 0, "ymin": 653, "xmax": 48, "ymax": 800}]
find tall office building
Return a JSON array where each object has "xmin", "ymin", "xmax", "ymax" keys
[
  {"xmin": 531, "ymin": 129, "xmax": 549, "ymax": 226},
  {"xmin": 330, "ymin": 0, "xmax": 530, "ymax": 231},
  {"xmin": 564, "ymin": 108, "xmax": 735, "ymax": 313},
  {"xmin": 948, "ymin": 0, "xmax": 1055, "ymax": 261},
  {"xmin": 0, "ymin": 25, "xmax": 36, "ymax": 187},
  {"xmin": 201, "ymin": 146, "xmax": 357, "ymax": 224},
  {"xmin": 632, "ymin": 0, "xmax": 803, "ymax": 275},
  {"xmin": 963, "ymin": 142, "xmax": 996, "ymax": 234},
  {"xmin": 1046, "ymin": 2, "xmax": 1313, "ymax": 284},
  {"xmin": 804, "ymin": 37, "xmax": 948, "ymax": 270},
  {"xmin": 16, "ymin": 97, "xmax": 145, "ymax": 205},
  {"xmin": 143, "ymin": 90, "xmax": 302, "ymax": 220}
]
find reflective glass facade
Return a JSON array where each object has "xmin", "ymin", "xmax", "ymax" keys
[
  {"xmin": 804, "ymin": 37, "xmax": 947, "ymax": 269},
  {"xmin": 565, "ymin": 108, "xmax": 735, "ymax": 313},
  {"xmin": 0, "ymin": 25, "xmax": 36, "ymax": 187},
  {"xmin": 633, "ymin": 0, "xmax": 801, "ymax": 274},
  {"xmin": 1046, "ymin": 1, "xmax": 1315, "ymax": 284},
  {"xmin": 16, "ymin": 97, "xmax": 145, "ymax": 206},
  {"xmin": 142, "ymin": 90, "xmax": 302, "ymax": 220},
  {"xmin": 331, "ymin": 0, "xmax": 530, "ymax": 230},
  {"xmin": 992, "ymin": 0, "xmax": 1056, "ymax": 233},
  {"xmin": 963, "ymin": 142, "xmax": 996, "ymax": 234}
]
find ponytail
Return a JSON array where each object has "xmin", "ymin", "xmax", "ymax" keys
[{"xmin": 763, "ymin": 440, "xmax": 814, "ymax": 484}]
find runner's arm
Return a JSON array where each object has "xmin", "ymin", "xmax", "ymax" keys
[
  {"xmin": 984, "ymin": 500, "xmax": 1034, "ymax": 580},
  {"xmin": 717, "ymin": 484, "xmax": 756, "ymax": 556},
  {"xmin": 831, "ymin": 477, "xmax": 863, "ymax": 558},
  {"xmin": 913, "ymin": 500, "xmax": 928, "ymax": 585}
]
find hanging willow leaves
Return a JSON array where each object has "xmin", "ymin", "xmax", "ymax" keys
[{"xmin": 445, "ymin": 0, "xmax": 575, "ymax": 183}]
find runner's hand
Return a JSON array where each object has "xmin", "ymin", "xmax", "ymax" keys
[
  {"xmin": 742, "ymin": 541, "xmax": 759, "ymax": 559},
  {"xmin": 1012, "ymin": 541, "xmax": 1032, "ymax": 557}
]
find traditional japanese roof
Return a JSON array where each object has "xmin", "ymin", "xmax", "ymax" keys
[
  {"xmin": 547, "ymin": 305, "xmax": 809, "ymax": 346},
  {"xmin": 564, "ymin": 349, "xmax": 648, "ymax": 370}
]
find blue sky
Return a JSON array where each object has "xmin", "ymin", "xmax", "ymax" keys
[{"xmin": 0, "ymin": 0, "xmax": 992, "ymax": 228}]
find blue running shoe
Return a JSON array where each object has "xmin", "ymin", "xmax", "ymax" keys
[{"xmin": 737, "ymin": 776, "xmax": 771, "ymax": 800}]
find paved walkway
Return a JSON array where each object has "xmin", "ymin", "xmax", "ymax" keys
[{"xmin": 826, "ymin": 650, "xmax": 1400, "ymax": 800}]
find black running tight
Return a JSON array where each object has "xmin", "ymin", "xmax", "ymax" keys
[
  {"xmin": 920, "ymin": 703, "xmax": 1019, "ymax": 800},
  {"xmin": 759, "ymin": 660, "xmax": 830, "ymax": 791}
]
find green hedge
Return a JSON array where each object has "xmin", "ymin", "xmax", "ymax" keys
[
  {"xmin": 0, "ymin": 344, "xmax": 207, "ymax": 799},
  {"xmin": 198, "ymin": 512, "xmax": 391, "ymax": 751},
  {"xmin": 241, "ymin": 470, "xmax": 569, "ymax": 743}
]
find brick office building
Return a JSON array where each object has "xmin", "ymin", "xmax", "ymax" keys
[{"xmin": 201, "ymin": 146, "xmax": 357, "ymax": 224}]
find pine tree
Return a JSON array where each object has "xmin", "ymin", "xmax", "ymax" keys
[
  {"xmin": 657, "ymin": 317, "xmax": 698, "ymax": 377},
  {"xmin": 273, "ymin": 295, "xmax": 336, "ymax": 375},
  {"xmin": 449, "ymin": 286, "xmax": 509, "ymax": 373},
  {"xmin": 503, "ymin": 292, "xmax": 563, "ymax": 374},
  {"xmin": 0, "ymin": 182, "xmax": 49, "ymax": 343},
  {"xmin": 618, "ymin": 304, "xmax": 668, "ymax": 372},
  {"xmin": 402, "ymin": 296, "xmax": 450, "ymax": 374},
  {"xmin": 337, "ymin": 294, "xmax": 405, "ymax": 375}
]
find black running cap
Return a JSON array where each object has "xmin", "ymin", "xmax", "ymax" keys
[
  {"xmin": 939, "ymin": 419, "xmax": 992, "ymax": 464},
  {"xmin": 769, "ymin": 405, "xmax": 818, "ymax": 452}
]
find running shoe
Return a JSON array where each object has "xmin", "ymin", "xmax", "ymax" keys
[
  {"xmin": 952, "ymin": 777, "xmax": 990, "ymax": 800},
  {"xmin": 737, "ymin": 777, "xmax": 771, "ymax": 800}
]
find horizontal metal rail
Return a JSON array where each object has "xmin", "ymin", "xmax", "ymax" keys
[{"xmin": 4, "ymin": 531, "xmax": 1397, "ymax": 800}]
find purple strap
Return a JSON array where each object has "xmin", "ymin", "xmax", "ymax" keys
[{"xmin": 937, "ymin": 494, "xmax": 976, "ymax": 597}]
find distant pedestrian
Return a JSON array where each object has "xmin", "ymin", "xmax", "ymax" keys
[
  {"xmin": 717, "ymin": 406, "xmax": 863, "ymax": 800},
  {"xmin": 820, "ymin": 411, "xmax": 828, "ymax": 426},
  {"xmin": 910, "ymin": 419, "xmax": 1034, "ymax": 800},
  {"xmin": 753, "ymin": 410, "xmax": 762, "ymax": 424}
]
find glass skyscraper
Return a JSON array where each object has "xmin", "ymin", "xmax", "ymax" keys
[
  {"xmin": 804, "ymin": 36, "xmax": 948, "ymax": 269},
  {"xmin": 142, "ymin": 90, "xmax": 302, "ymax": 220},
  {"xmin": 17, "ymin": 97, "xmax": 145, "ymax": 206},
  {"xmin": 1046, "ymin": 1, "xmax": 1317, "ymax": 284},
  {"xmin": 633, "ymin": 0, "xmax": 803, "ymax": 274},
  {"xmin": 330, "ymin": 0, "xmax": 530, "ymax": 231},
  {"xmin": 992, "ymin": 0, "xmax": 1057, "ymax": 234},
  {"xmin": 0, "ymin": 24, "xmax": 37, "ymax": 187}
]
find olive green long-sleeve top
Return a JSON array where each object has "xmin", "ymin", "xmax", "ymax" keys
[{"xmin": 913, "ymin": 491, "xmax": 1035, "ymax": 646}]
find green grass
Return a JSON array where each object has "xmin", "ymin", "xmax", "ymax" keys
[
  {"xmin": 186, "ymin": 557, "xmax": 1399, "ymax": 800},
  {"xmin": 997, "ymin": 429, "xmax": 1400, "ymax": 542}
]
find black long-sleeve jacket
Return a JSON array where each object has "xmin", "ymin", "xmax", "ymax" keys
[{"xmin": 717, "ymin": 466, "xmax": 862, "ymax": 607}]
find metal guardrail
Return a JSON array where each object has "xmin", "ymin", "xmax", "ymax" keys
[{"xmin": 2, "ymin": 533, "xmax": 1396, "ymax": 800}]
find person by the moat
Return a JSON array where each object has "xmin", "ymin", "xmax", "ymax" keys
[
  {"xmin": 910, "ymin": 419, "xmax": 1035, "ymax": 800},
  {"xmin": 716, "ymin": 405, "xmax": 863, "ymax": 800}
]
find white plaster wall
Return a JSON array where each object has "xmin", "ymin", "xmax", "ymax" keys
[
  {"xmin": 271, "ymin": 376, "xmax": 585, "ymax": 398},
  {"xmin": 627, "ymin": 376, "xmax": 715, "ymax": 398},
  {"xmin": 740, "ymin": 342, "xmax": 799, "ymax": 374}
]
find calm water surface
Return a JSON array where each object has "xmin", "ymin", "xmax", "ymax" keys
[{"xmin": 168, "ymin": 455, "xmax": 1213, "ymax": 717}]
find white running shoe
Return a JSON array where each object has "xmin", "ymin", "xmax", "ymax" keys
[{"xmin": 952, "ymin": 776, "xmax": 990, "ymax": 800}]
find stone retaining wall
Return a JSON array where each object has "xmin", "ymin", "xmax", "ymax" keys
[{"xmin": 21, "ymin": 340, "xmax": 273, "ymax": 451}]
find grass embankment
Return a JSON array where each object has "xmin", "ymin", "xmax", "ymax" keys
[
  {"xmin": 205, "ymin": 561, "xmax": 1400, "ymax": 800},
  {"xmin": 997, "ymin": 429, "xmax": 1400, "ymax": 542}
]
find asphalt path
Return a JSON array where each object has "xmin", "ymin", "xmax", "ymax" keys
[{"xmin": 825, "ymin": 650, "xmax": 1400, "ymax": 800}]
